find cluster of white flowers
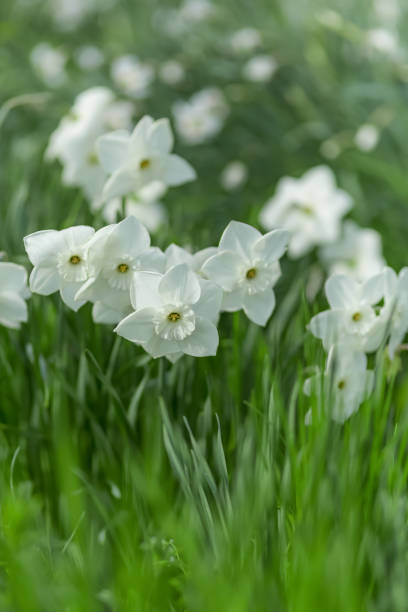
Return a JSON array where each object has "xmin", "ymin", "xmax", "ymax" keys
[
  {"xmin": 111, "ymin": 55, "xmax": 154, "ymax": 99},
  {"xmin": 172, "ymin": 88, "xmax": 229, "ymax": 145},
  {"xmin": 47, "ymin": 89, "xmax": 195, "ymax": 230},
  {"xmin": 23, "ymin": 217, "xmax": 289, "ymax": 360},
  {"xmin": 306, "ymin": 267, "xmax": 408, "ymax": 422},
  {"xmin": 259, "ymin": 165, "xmax": 385, "ymax": 282}
]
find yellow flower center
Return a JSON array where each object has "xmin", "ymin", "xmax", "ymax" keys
[
  {"xmin": 69, "ymin": 255, "xmax": 81, "ymax": 265},
  {"xmin": 352, "ymin": 312, "xmax": 362, "ymax": 322},
  {"xmin": 87, "ymin": 151, "xmax": 99, "ymax": 166},
  {"xmin": 246, "ymin": 268, "xmax": 257, "ymax": 280},
  {"xmin": 139, "ymin": 158, "xmax": 151, "ymax": 170},
  {"xmin": 337, "ymin": 379, "xmax": 346, "ymax": 390},
  {"xmin": 167, "ymin": 312, "xmax": 181, "ymax": 322},
  {"xmin": 117, "ymin": 263, "xmax": 129, "ymax": 273}
]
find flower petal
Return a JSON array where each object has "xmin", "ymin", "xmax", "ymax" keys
[
  {"xmin": 242, "ymin": 288, "xmax": 275, "ymax": 326},
  {"xmin": 92, "ymin": 302, "xmax": 123, "ymax": 325},
  {"xmin": 131, "ymin": 271, "xmax": 162, "ymax": 310},
  {"xmin": 0, "ymin": 291, "xmax": 28, "ymax": 328},
  {"xmin": 178, "ymin": 317, "xmax": 219, "ymax": 357},
  {"xmin": 325, "ymin": 275, "xmax": 359, "ymax": 309},
  {"xmin": 106, "ymin": 215, "xmax": 150, "ymax": 256},
  {"xmin": 97, "ymin": 130, "xmax": 130, "ymax": 173},
  {"xmin": 148, "ymin": 118, "xmax": 174, "ymax": 154},
  {"xmin": 60, "ymin": 281, "xmax": 85, "ymax": 311},
  {"xmin": 219, "ymin": 221, "xmax": 261, "ymax": 259},
  {"xmin": 161, "ymin": 155, "xmax": 196, "ymax": 186},
  {"xmin": 24, "ymin": 230, "xmax": 64, "ymax": 265},
  {"xmin": 29, "ymin": 265, "xmax": 60, "ymax": 295},
  {"xmin": 193, "ymin": 280, "xmax": 223, "ymax": 323},
  {"xmin": 159, "ymin": 263, "xmax": 201, "ymax": 305},
  {"xmin": 102, "ymin": 168, "xmax": 138, "ymax": 201},
  {"xmin": 115, "ymin": 308, "xmax": 156, "ymax": 343},
  {"xmin": 202, "ymin": 250, "xmax": 244, "ymax": 291},
  {"xmin": 252, "ymin": 229, "xmax": 289, "ymax": 262},
  {"xmin": 0, "ymin": 263, "xmax": 27, "ymax": 292}
]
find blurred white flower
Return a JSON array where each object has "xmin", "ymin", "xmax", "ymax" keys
[
  {"xmin": 24, "ymin": 225, "xmax": 95, "ymax": 311},
  {"xmin": 159, "ymin": 60, "xmax": 185, "ymax": 85},
  {"xmin": 97, "ymin": 116, "xmax": 196, "ymax": 202},
  {"xmin": 242, "ymin": 55, "xmax": 277, "ymax": 82},
  {"xmin": 259, "ymin": 166, "xmax": 353, "ymax": 258},
  {"xmin": 111, "ymin": 55, "xmax": 154, "ymax": 99},
  {"xmin": 172, "ymin": 88, "xmax": 228, "ymax": 145},
  {"xmin": 0, "ymin": 263, "xmax": 29, "ymax": 329},
  {"xmin": 373, "ymin": 0, "xmax": 400, "ymax": 25},
  {"xmin": 354, "ymin": 124, "xmax": 379, "ymax": 152},
  {"xmin": 365, "ymin": 28, "xmax": 400, "ymax": 58},
  {"xmin": 30, "ymin": 43, "xmax": 67, "ymax": 87},
  {"xmin": 320, "ymin": 221, "xmax": 385, "ymax": 282},
  {"xmin": 46, "ymin": 87, "xmax": 134, "ymax": 207},
  {"xmin": 202, "ymin": 221, "xmax": 289, "ymax": 326},
  {"xmin": 115, "ymin": 263, "xmax": 221, "ymax": 358},
  {"xmin": 50, "ymin": 0, "xmax": 116, "ymax": 30},
  {"xmin": 230, "ymin": 28, "xmax": 261, "ymax": 54},
  {"xmin": 220, "ymin": 161, "xmax": 248, "ymax": 191},
  {"xmin": 378, "ymin": 267, "xmax": 408, "ymax": 358},
  {"xmin": 308, "ymin": 272, "xmax": 388, "ymax": 352},
  {"xmin": 304, "ymin": 347, "xmax": 374, "ymax": 423},
  {"xmin": 102, "ymin": 182, "xmax": 168, "ymax": 232},
  {"xmin": 75, "ymin": 45, "xmax": 105, "ymax": 71}
]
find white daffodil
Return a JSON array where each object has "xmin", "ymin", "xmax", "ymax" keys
[
  {"xmin": 304, "ymin": 347, "xmax": 374, "ymax": 424},
  {"xmin": 172, "ymin": 88, "xmax": 228, "ymax": 145},
  {"xmin": 0, "ymin": 263, "xmax": 30, "ymax": 329},
  {"xmin": 242, "ymin": 54, "xmax": 277, "ymax": 82},
  {"xmin": 97, "ymin": 116, "xmax": 196, "ymax": 202},
  {"xmin": 202, "ymin": 221, "xmax": 289, "ymax": 326},
  {"xmin": 46, "ymin": 87, "xmax": 134, "ymax": 207},
  {"xmin": 308, "ymin": 272, "xmax": 387, "ymax": 352},
  {"xmin": 24, "ymin": 226, "xmax": 95, "ymax": 311},
  {"xmin": 319, "ymin": 221, "xmax": 385, "ymax": 282},
  {"xmin": 259, "ymin": 166, "xmax": 353, "ymax": 258},
  {"xmin": 110, "ymin": 55, "xmax": 154, "ymax": 99},
  {"xmin": 75, "ymin": 216, "xmax": 161, "ymax": 323},
  {"xmin": 377, "ymin": 267, "xmax": 408, "ymax": 358},
  {"xmin": 115, "ymin": 263, "xmax": 222, "ymax": 359}
]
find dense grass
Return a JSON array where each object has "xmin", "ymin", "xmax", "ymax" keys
[{"xmin": 2, "ymin": 0, "xmax": 408, "ymax": 609}]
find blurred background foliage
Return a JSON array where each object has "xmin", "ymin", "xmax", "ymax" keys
[{"xmin": 1, "ymin": 0, "xmax": 408, "ymax": 610}]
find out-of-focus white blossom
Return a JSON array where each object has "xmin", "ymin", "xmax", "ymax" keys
[
  {"xmin": 304, "ymin": 347, "xmax": 374, "ymax": 423},
  {"xmin": 101, "ymin": 182, "xmax": 168, "ymax": 232},
  {"xmin": 242, "ymin": 55, "xmax": 277, "ymax": 82},
  {"xmin": 172, "ymin": 88, "xmax": 228, "ymax": 145},
  {"xmin": 30, "ymin": 43, "xmax": 67, "ymax": 87},
  {"xmin": 365, "ymin": 28, "xmax": 400, "ymax": 58},
  {"xmin": 354, "ymin": 124, "xmax": 379, "ymax": 152},
  {"xmin": 230, "ymin": 28, "xmax": 261, "ymax": 54},
  {"xmin": 159, "ymin": 60, "xmax": 185, "ymax": 85},
  {"xmin": 0, "ymin": 263, "xmax": 30, "ymax": 329},
  {"xmin": 260, "ymin": 166, "xmax": 353, "ymax": 258},
  {"xmin": 320, "ymin": 221, "xmax": 385, "ymax": 282},
  {"xmin": 46, "ymin": 87, "xmax": 134, "ymax": 207},
  {"xmin": 220, "ymin": 161, "xmax": 248, "ymax": 191},
  {"xmin": 111, "ymin": 55, "xmax": 154, "ymax": 99},
  {"xmin": 75, "ymin": 45, "xmax": 105, "ymax": 71}
]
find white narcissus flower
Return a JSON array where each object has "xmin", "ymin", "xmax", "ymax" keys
[
  {"xmin": 111, "ymin": 55, "xmax": 154, "ymax": 99},
  {"xmin": 304, "ymin": 347, "xmax": 374, "ymax": 424},
  {"xmin": 0, "ymin": 263, "xmax": 30, "ymax": 329},
  {"xmin": 202, "ymin": 221, "xmax": 289, "ymax": 326},
  {"xmin": 308, "ymin": 272, "xmax": 387, "ymax": 352},
  {"xmin": 319, "ymin": 221, "xmax": 385, "ymax": 282},
  {"xmin": 259, "ymin": 166, "xmax": 353, "ymax": 258},
  {"xmin": 242, "ymin": 54, "xmax": 277, "ymax": 82},
  {"xmin": 75, "ymin": 216, "xmax": 162, "ymax": 324},
  {"xmin": 97, "ymin": 116, "xmax": 196, "ymax": 202},
  {"xmin": 115, "ymin": 263, "xmax": 222, "ymax": 359},
  {"xmin": 46, "ymin": 87, "xmax": 134, "ymax": 207},
  {"xmin": 172, "ymin": 88, "xmax": 228, "ymax": 145},
  {"xmin": 379, "ymin": 267, "xmax": 408, "ymax": 358},
  {"xmin": 24, "ymin": 226, "xmax": 95, "ymax": 311},
  {"xmin": 220, "ymin": 161, "xmax": 248, "ymax": 191},
  {"xmin": 30, "ymin": 42, "xmax": 67, "ymax": 87}
]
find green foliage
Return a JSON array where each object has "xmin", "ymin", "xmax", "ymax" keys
[{"xmin": 1, "ymin": 0, "xmax": 408, "ymax": 609}]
